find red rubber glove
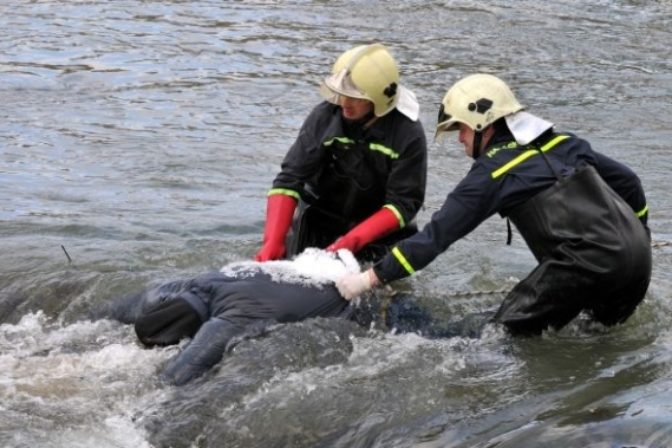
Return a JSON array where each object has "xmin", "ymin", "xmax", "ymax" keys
[
  {"xmin": 327, "ymin": 207, "xmax": 401, "ymax": 255},
  {"xmin": 255, "ymin": 194, "xmax": 297, "ymax": 261}
]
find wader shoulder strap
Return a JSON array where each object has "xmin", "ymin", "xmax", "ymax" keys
[
  {"xmin": 535, "ymin": 134, "xmax": 569, "ymax": 182},
  {"xmin": 537, "ymin": 148, "xmax": 562, "ymax": 181},
  {"xmin": 506, "ymin": 217, "xmax": 513, "ymax": 245},
  {"xmin": 505, "ymin": 134, "xmax": 569, "ymax": 245}
]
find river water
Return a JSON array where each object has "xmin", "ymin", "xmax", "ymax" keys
[{"xmin": 1, "ymin": 1, "xmax": 672, "ymax": 447}]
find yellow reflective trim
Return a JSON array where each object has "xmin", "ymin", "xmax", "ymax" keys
[
  {"xmin": 323, "ymin": 138, "xmax": 399, "ymax": 159},
  {"xmin": 539, "ymin": 134, "xmax": 570, "ymax": 152},
  {"xmin": 369, "ymin": 143, "xmax": 399, "ymax": 159},
  {"xmin": 267, "ymin": 188, "xmax": 301, "ymax": 200},
  {"xmin": 323, "ymin": 136, "xmax": 355, "ymax": 147},
  {"xmin": 392, "ymin": 247, "xmax": 415, "ymax": 275},
  {"xmin": 491, "ymin": 150, "xmax": 537, "ymax": 179},
  {"xmin": 383, "ymin": 204, "xmax": 405, "ymax": 228},
  {"xmin": 486, "ymin": 141, "xmax": 518, "ymax": 158},
  {"xmin": 636, "ymin": 204, "xmax": 649, "ymax": 218},
  {"xmin": 491, "ymin": 135, "xmax": 570, "ymax": 179}
]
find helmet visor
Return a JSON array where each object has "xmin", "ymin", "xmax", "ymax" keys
[
  {"xmin": 321, "ymin": 68, "xmax": 368, "ymax": 100},
  {"xmin": 435, "ymin": 103, "xmax": 460, "ymax": 138}
]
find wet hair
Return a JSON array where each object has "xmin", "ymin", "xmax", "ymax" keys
[{"xmin": 135, "ymin": 297, "xmax": 204, "ymax": 347}]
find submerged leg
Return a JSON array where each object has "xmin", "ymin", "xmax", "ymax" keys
[
  {"xmin": 160, "ymin": 318, "xmax": 244, "ymax": 386},
  {"xmin": 494, "ymin": 258, "xmax": 586, "ymax": 336},
  {"xmin": 588, "ymin": 275, "xmax": 650, "ymax": 326}
]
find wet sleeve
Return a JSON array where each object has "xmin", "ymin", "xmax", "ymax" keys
[
  {"xmin": 593, "ymin": 151, "xmax": 649, "ymax": 225},
  {"xmin": 160, "ymin": 317, "xmax": 245, "ymax": 386},
  {"xmin": 383, "ymin": 122, "xmax": 427, "ymax": 226}
]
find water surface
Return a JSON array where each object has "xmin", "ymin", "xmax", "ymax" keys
[{"xmin": 1, "ymin": 1, "xmax": 672, "ymax": 447}]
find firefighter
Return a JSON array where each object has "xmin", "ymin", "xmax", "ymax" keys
[
  {"xmin": 336, "ymin": 73, "xmax": 651, "ymax": 335},
  {"xmin": 255, "ymin": 43, "xmax": 427, "ymax": 263}
]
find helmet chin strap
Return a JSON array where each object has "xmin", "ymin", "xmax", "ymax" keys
[
  {"xmin": 471, "ymin": 130, "xmax": 483, "ymax": 160},
  {"xmin": 471, "ymin": 124, "xmax": 494, "ymax": 159}
]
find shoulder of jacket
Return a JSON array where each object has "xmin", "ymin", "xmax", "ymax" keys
[{"xmin": 372, "ymin": 110, "xmax": 426, "ymax": 146}]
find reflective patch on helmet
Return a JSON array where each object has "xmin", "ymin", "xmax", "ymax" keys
[
  {"xmin": 384, "ymin": 82, "xmax": 397, "ymax": 98},
  {"xmin": 469, "ymin": 98, "xmax": 493, "ymax": 114}
]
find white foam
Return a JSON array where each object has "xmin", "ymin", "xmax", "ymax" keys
[
  {"xmin": 220, "ymin": 248, "xmax": 360, "ymax": 287},
  {"xmin": 0, "ymin": 311, "xmax": 172, "ymax": 447},
  {"xmin": 48, "ymin": 415, "xmax": 154, "ymax": 448}
]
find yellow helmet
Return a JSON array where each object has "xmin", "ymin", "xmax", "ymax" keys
[
  {"xmin": 435, "ymin": 74, "xmax": 524, "ymax": 137},
  {"xmin": 321, "ymin": 43, "xmax": 401, "ymax": 117}
]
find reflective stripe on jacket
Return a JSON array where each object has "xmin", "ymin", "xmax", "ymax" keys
[
  {"xmin": 374, "ymin": 131, "xmax": 649, "ymax": 283},
  {"xmin": 270, "ymin": 101, "xmax": 427, "ymax": 227}
]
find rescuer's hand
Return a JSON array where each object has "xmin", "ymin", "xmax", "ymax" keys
[{"xmin": 335, "ymin": 269, "xmax": 379, "ymax": 300}]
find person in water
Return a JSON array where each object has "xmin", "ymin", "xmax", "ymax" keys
[
  {"xmin": 117, "ymin": 249, "xmax": 361, "ymax": 386},
  {"xmin": 337, "ymin": 73, "xmax": 652, "ymax": 336},
  {"xmin": 255, "ymin": 43, "xmax": 427, "ymax": 263},
  {"xmin": 100, "ymin": 247, "xmax": 493, "ymax": 386}
]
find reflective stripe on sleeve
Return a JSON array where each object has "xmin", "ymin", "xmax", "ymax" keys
[
  {"xmin": 267, "ymin": 188, "xmax": 301, "ymax": 200},
  {"xmin": 392, "ymin": 247, "xmax": 415, "ymax": 275},
  {"xmin": 491, "ymin": 134, "xmax": 570, "ymax": 179},
  {"xmin": 637, "ymin": 204, "xmax": 649, "ymax": 218},
  {"xmin": 384, "ymin": 204, "xmax": 405, "ymax": 228}
]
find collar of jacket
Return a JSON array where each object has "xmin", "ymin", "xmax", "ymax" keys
[{"xmin": 322, "ymin": 104, "xmax": 390, "ymax": 143}]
